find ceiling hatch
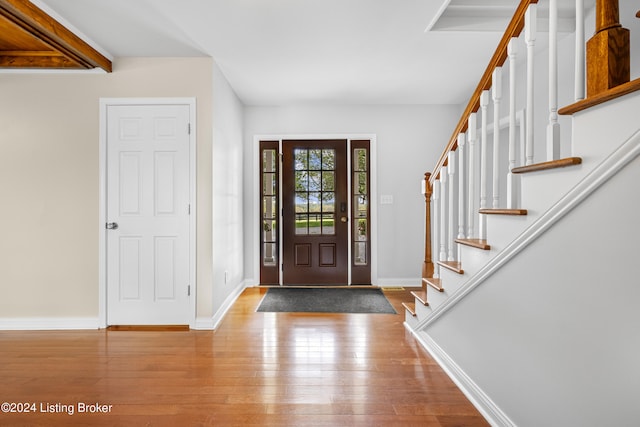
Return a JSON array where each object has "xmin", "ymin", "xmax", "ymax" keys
[{"xmin": 426, "ymin": 0, "xmax": 595, "ymax": 33}]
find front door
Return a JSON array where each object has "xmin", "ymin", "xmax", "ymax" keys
[
  {"xmin": 105, "ymin": 104, "xmax": 191, "ymax": 325},
  {"xmin": 282, "ymin": 140, "xmax": 348, "ymax": 285}
]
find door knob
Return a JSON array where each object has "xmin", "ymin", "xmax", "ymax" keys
[
  {"xmin": 340, "ymin": 217, "xmax": 348, "ymax": 223},
  {"xmin": 106, "ymin": 222, "xmax": 119, "ymax": 230}
]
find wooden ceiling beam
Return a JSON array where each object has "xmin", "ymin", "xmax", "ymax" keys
[
  {"xmin": 0, "ymin": 0, "xmax": 112, "ymax": 72},
  {"xmin": 0, "ymin": 53, "xmax": 81, "ymax": 68}
]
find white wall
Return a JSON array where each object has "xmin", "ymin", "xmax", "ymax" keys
[
  {"xmin": 211, "ymin": 62, "xmax": 245, "ymax": 320},
  {"xmin": 243, "ymin": 105, "xmax": 459, "ymax": 284},
  {"xmin": 0, "ymin": 57, "xmax": 214, "ymax": 324}
]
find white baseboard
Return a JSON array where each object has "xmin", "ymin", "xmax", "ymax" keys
[
  {"xmin": 194, "ymin": 317, "xmax": 215, "ymax": 330},
  {"xmin": 376, "ymin": 277, "xmax": 421, "ymax": 288},
  {"xmin": 407, "ymin": 326, "xmax": 516, "ymax": 427},
  {"xmin": 0, "ymin": 317, "xmax": 100, "ymax": 330},
  {"xmin": 201, "ymin": 280, "xmax": 250, "ymax": 330}
]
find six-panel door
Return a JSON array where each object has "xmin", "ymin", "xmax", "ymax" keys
[{"xmin": 106, "ymin": 104, "xmax": 191, "ymax": 325}]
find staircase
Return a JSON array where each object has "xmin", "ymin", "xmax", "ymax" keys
[{"xmin": 403, "ymin": 1, "xmax": 640, "ymax": 426}]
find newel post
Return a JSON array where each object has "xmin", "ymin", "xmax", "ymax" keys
[
  {"xmin": 586, "ymin": 0, "xmax": 630, "ymax": 97},
  {"xmin": 422, "ymin": 172, "xmax": 434, "ymax": 281}
]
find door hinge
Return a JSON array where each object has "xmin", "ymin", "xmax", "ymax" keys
[
  {"xmin": 188, "ymin": 204, "xmax": 191, "ymax": 215},
  {"xmin": 188, "ymin": 123, "xmax": 191, "ymax": 135},
  {"xmin": 187, "ymin": 285, "xmax": 191, "ymax": 296}
]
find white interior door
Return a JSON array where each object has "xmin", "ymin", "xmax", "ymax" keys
[{"xmin": 106, "ymin": 104, "xmax": 191, "ymax": 325}]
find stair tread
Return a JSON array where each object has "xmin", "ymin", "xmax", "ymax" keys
[
  {"xmin": 479, "ymin": 208, "xmax": 528, "ymax": 216},
  {"xmin": 512, "ymin": 157, "xmax": 582, "ymax": 174},
  {"xmin": 410, "ymin": 290, "xmax": 429, "ymax": 306},
  {"xmin": 558, "ymin": 77, "xmax": 640, "ymax": 115},
  {"xmin": 455, "ymin": 238, "xmax": 491, "ymax": 250},
  {"xmin": 402, "ymin": 302, "xmax": 417, "ymax": 316},
  {"xmin": 423, "ymin": 277, "xmax": 444, "ymax": 292},
  {"xmin": 437, "ymin": 261, "xmax": 464, "ymax": 274}
]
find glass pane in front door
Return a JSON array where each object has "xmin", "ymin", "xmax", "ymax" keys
[{"xmin": 293, "ymin": 148, "xmax": 336, "ymax": 237}]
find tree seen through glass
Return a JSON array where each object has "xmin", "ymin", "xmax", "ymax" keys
[{"xmin": 294, "ymin": 148, "xmax": 335, "ymax": 235}]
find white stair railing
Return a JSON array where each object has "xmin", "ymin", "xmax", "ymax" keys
[
  {"xmin": 491, "ymin": 67, "xmax": 502, "ymax": 209},
  {"xmin": 426, "ymin": 0, "xmax": 595, "ymax": 286},
  {"xmin": 432, "ymin": 180, "xmax": 441, "ymax": 278},
  {"xmin": 447, "ymin": 151, "xmax": 456, "ymax": 262},
  {"xmin": 547, "ymin": 0, "xmax": 560, "ymax": 161},
  {"xmin": 574, "ymin": 0, "xmax": 585, "ymax": 101},
  {"xmin": 525, "ymin": 3, "xmax": 536, "ymax": 166},
  {"xmin": 439, "ymin": 165, "xmax": 448, "ymax": 262},
  {"xmin": 507, "ymin": 38, "xmax": 519, "ymax": 209},
  {"xmin": 479, "ymin": 90, "xmax": 490, "ymax": 240},
  {"xmin": 467, "ymin": 113, "xmax": 477, "ymax": 238},
  {"xmin": 457, "ymin": 132, "xmax": 466, "ymax": 241}
]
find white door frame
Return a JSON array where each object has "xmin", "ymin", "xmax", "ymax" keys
[
  {"xmin": 252, "ymin": 134, "xmax": 378, "ymax": 286},
  {"xmin": 99, "ymin": 98, "xmax": 197, "ymax": 328}
]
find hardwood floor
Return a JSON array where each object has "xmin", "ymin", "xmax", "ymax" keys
[{"xmin": 0, "ymin": 287, "xmax": 489, "ymax": 426}]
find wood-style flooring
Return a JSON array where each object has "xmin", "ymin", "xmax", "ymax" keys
[{"xmin": 0, "ymin": 287, "xmax": 489, "ymax": 426}]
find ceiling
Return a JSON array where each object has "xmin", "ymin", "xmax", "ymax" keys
[{"xmin": 2, "ymin": 0, "xmax": 587, "ymax": 106}]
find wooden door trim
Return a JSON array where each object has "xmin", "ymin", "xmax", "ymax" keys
[
  {"xmin": 98, "ymin": 98, "xmax": 197, "ymax": 329},
  {"xmin": 252, "ymin": 134, "xmax": 378, "ymax": 286}
]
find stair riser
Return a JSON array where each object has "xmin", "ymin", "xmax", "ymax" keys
[
  {"xmin": 436, "ymin": 267, "xmax": 465, "ymax": 292},
  {"xmin": 520, "ymin": 167, "xmax": 585, "ymax": 216},
  {"xmin": 484, "ymin": 214, "xmax": 532, "ymax": 252},
  {"xmin": 572, "ymin": 92, "xmax": 640, "ymax": 166},
  {"xmin": 414, "ymin": 299, "xmax": 433, "ymax": 320},
  {"xmin": 404, "ymin": 310, "xmax": 420, "ymax": 328},
  {"xmin": 456, "ymin": 245, "xmax": 494, "ymax": 276}
]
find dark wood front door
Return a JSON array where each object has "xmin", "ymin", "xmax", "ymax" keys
[{"xmin": 282, "ymin": 140, "xmax": 348, "ymax": 285}]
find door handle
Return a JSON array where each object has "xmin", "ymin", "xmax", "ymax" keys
[
  {"xmin": 340, "ymin": 217, "xmax": 348, "ymax": 223},
  {"xmin": 106, "ymin": 222, "xmax": 119, "ymax": 230}
]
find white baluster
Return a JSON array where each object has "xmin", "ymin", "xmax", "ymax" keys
[
  {"xmin": 439, "ymin": 166, "xmax": 447, "ymax": 262},
  {"xmin": 525, "ymin": 4, "xmax": 537, "ymax": 166},
  {"xmin": 492, "ymin": 67, "xmax": 502, "ymax": 209},
  {"xmin": 448, "ymin": 151, "xmax": 456, "ymax": 262},
  {"xmin": 518, "ymin": 110, "xmax": 526, "ymax": 167},
  {"xmin": 507, "ymin": 38, "xmax": 519, "ymax": 209},
  {"xmin": 457, "ymin": 133, "xmax": 466, "ymax": 240},
  {"xmin": 467, "ymin": 113, "xmax": 477, "ymax": 238},
  {"xmin": 479, "ymin": 90, "xmax": 489, "ymax": 241},
  {"xmin": 547, "ymin": 0, "xmax": 560, "ymax": 161},
  {"xmin": 575, "ymin": 0, "xmax": 585, "ymax": 101},
  {"xmin": 433, "ymin": 180, "xmax": 440, "ymax": 278}
]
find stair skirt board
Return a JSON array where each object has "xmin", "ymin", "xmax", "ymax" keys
[
  {"xmin": 406, "ymin": 327, "xmax": 517, "ymax": 427},
  {"xmin": 409, "ymin": 129, "xmax": 639, "ymax": 331}
]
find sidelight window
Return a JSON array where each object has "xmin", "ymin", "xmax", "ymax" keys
[
  {"xmin": 260, "ymin": 141, "xmax": 279, "ymax": 284},
  {"xmin": 350, "ymin": 140, "xmax": 371, "ymax": 284}
]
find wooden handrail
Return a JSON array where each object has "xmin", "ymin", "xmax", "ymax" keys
[{"xmin": 429, "ymin": 0, "xmax": 538, "ymax": 186}]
